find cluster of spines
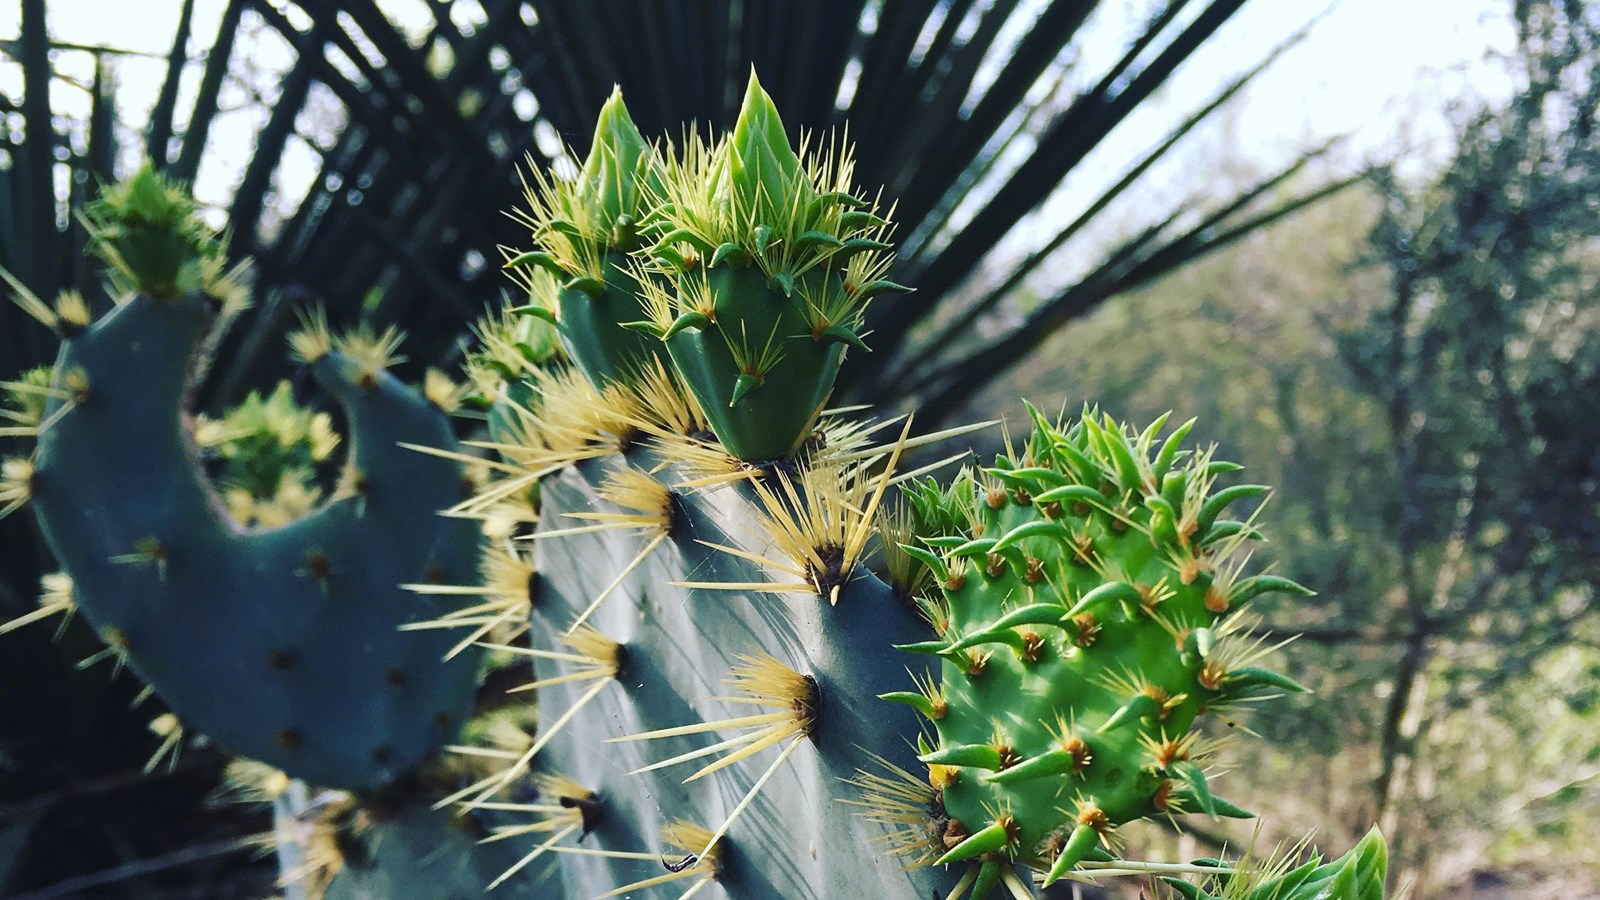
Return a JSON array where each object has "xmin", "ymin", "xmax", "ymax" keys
[{"xmin": 878, "ymin": 406, "xmax": 1314, "ymax": 895}]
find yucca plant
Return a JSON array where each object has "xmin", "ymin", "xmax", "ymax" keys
[{"xmin": 2, "ymin": 1, "xmax": 1355, "ymax": 894}]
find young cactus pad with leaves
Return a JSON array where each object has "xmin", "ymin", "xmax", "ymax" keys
[
  {"xmin": 8, "ymin": 166, "xmax": 482, "ymax": 791},
  {"xmin": 890, "ymin": 407, "xmax": 1316, "ymax": 892},
  {"xmin": 1164, "ymin": 827, "xmax": 1388, "ymax": 900},
  {"xmin": 507, "ymin": 87, "xmax": 668, "ymax": 389},
  {"xmin": 626, "ymin": 73, "xmax": 907, "ymax": 461}
]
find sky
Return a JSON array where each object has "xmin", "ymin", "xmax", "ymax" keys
[{"xmin": 0, "ymin": 0, "xmax": 1518, "ymax": 236}]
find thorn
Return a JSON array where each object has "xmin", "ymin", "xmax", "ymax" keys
[
  {"xmin": 1041, "ymin": 823, "xmax": 1103, "ymax": 887},
  {"xmin": 503, "ymin": 250, "xmax": 568, "ymax": 278},
  {"xmin": 562, "ymin": 275, "xmax": 607, "ymax": 298},
  {"xmin": 1066, "ymin": 582, "xmax": 1142, "ymax": 618},
  {"xmin": 662, "ymin": 311, "xmax": 712, "ymax": 340},
  {"xmin": 983, "ymin": 746, "xmax": 1085, "ymax": 785},
  {"xmin": 918, "ymin": 743, "xmax": 1006, "ymax": 771},
  {"xmin": 730, "ymin": 373, "xmax": 760, "ymax": 407},
  {"xmin": 817, "ymin": 324, "xmax": 869, "ymax": 352},
  {"xmin": 878, "ymin": 691, "xmax": 939, "ymax": 719},
  {"xmin": 711, "ymin": 242, "xmax": 751, "ymax": 268},
  {"xmin": 507, "ymin": 303, "xmax": 558, "ymax": 324},
  {"xmin": 933, "ymin": 818, "xmax": 1012, "ymax": 865},
  {"xmin": 990, "ymin": 520, "xmax": 1072, "ymax": 553},
  {"xmin": 1098, "ymin": 693, "xmax": 1161, "ymax": 733},
  {"xmin": 839, "ymin": 210, "xmax": 888, "ymax": 231},
  {"xmin": 771, "ymin": 271, "xmax": 795, "ymax": 297}
]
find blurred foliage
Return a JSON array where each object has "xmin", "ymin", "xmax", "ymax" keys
[{"xmin": 995, "ymin": 2, "xmax": 1600, "ymax": 895}]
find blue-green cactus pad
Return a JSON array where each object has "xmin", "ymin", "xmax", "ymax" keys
[{"xmin": 29, "ymin": 293, "xmax": 482, "ymax": 790}]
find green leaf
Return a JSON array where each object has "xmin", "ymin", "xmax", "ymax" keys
[
  {"xmin": 580, "ymin": 87, "xmax": 656, "ymax": 229},
  {"xmin": 728, "ymin": 72, "xmax": 806, "ymax": 223}
]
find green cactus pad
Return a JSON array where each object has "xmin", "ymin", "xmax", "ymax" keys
[
  {"xmin": 507, "ymin": 89, "xmax": 667, "ymax": 388},
  {"xmin": 899, "ymin": 407, "xmax": 1314, "ymax": 891},
  {"xmin": 634, "ymin": 73, "xmax": 907, "ymax": 461},
  {"xmin": 28, "ymin": 292, "xmax": 482, "ymax": 791}
]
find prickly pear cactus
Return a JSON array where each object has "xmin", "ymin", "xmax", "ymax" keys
[
  {"xmin": 885, "ymin": 406, "xmax": 1315, "ymax": 892},
  {"xmin": 430, "ymin": 76, "xmax": 1388, "ymax": 900},
  {"xmin": 4, "ymin": 165, "xmax": 482, "ymax": 792},
  {"xmin": 4, "ymin": 81, "xmax": 1389, "ymax": 900}
]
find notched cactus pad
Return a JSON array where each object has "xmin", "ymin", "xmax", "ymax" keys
[{"xmin": 11, "ymin": 168, "xmax": 483, "ymax": 791}]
